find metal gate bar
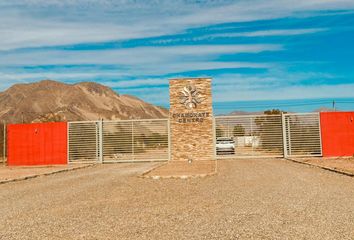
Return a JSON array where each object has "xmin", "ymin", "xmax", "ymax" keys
[
  {"xmin": 103, "ymin": 120, "xmax": 133, "ymax": 162},
  {"xmin": 102, "ymin": 119, "xmax": 169, "ymax": 163},
  {"xmin": 0, "ymin": 123, "xmax": 5, "ymax": 164},
  {"xmin": 68, "ymin": 119, "xmax": 169, "ymax": 163},
  {"xmin": 283, "ymin": 113, "xmax": 322, "ymax": 157},
  {"xmin": 68, "ymin": 113, "xmax": 322, "ymax": 162},
  {"xmin": 132, "ymin": 120, "xmax": 169, "ymax": 161},
  {"xmin": 68, "ymin": 121, "xmax": 100, "ymax": 163},
  {"xmin": 215, "ymin": 115, "xmax": 284, "ymax": 158}
]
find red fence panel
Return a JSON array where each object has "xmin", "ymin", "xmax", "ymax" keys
[
  {"xmin": 320, "ymin": 112, "xmax": 354, "ymax": 157},
  {"xmin": 7, "ymin": 122, "xmax": 67, "ymax": 166}
]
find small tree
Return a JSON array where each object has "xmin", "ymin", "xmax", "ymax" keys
[
  {"xmin": 264, "ymin": 109, "xmax": 287, "ymax": 115},
  {"xmin": 232, "ymin": 124, "xmax": 245, "ymax": 137},
  {"xmin": 254, "ymin": 109, "xmax": 286, "ymax": 151}
]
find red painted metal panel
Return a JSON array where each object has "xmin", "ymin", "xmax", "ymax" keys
[
  {"xmin": 7, "ymin": 122, "xmax": 67, "ymax": 166},
  {"xmin": 320, "ymin": 112, "xmax": 354, "ymax": 157}
]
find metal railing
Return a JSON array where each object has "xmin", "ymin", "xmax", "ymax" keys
[
  {"xmin": 68, "ymin": 119, "xmax": 169, "ymax": 163},
  {"xmin": 283, "ymin": 113, "xmax": 322, "ymax": 157},
  {"xmin": 102, "ymin": 119, "xmax": 169, "ymax": 163},
  {"xmin": 215, "ymin": 115, "xmax": 284, "ymax": 158},
  {"xmin": 68, "ymin": 121, "xmax": 101, "ymax": 163},
  {"xmin": 68, "ymin": 113, "xmax": 322, "ymax": 162}
]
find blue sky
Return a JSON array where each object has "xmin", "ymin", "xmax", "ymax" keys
[{"xmin": 0, "ymin": 0, "xmax": 354, "ymax": 112}]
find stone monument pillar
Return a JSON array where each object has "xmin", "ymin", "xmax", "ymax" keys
[{"xmin": 169, "ymin": 78, "xmax": 215, "ymax": 161}]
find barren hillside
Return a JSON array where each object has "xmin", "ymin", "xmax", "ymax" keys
[{"xmin": 0, "ymin": 80, "xmax": 168, "ymax": 123}]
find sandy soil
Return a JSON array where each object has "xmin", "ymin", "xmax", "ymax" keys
[
  {"xmin": 0, "ymin": 164, "xmax": 91, "ymax": 183},
  {"xmin": 144, "ymin": 160, "xmax": 216, "ymax": 178},
  {"xmin": 1, "ymin": 159, "xmax": 354, "ymax": 239},
  {"xmin": 294, "ymin": 157, "xmax": 354, "ymax": 174}
]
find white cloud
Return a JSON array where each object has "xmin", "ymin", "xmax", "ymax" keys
[
  {"xmin": 0, "ymin": 0, "xmax": 353, "ymax": 50},
  {"xmin": 167, "ymin": 0, "xmax": 354, "ymax": 26},
  {"xmin": 152, "ymin": 28, "xmax": 327, "ymax": 44},
  {"xmin": 133, "ymin": 62, "xmax": 272, "ymax": 76},
  {"xmin": 101, "ymin": 79, "xmax": 168, "ymax": 89},
  {"xmin": 114, "ymin": 81, "xmax": 354, "ymax": 106},
  {"xmin": 0, "ymin": 44, "xmax": 281, "ymax": 64},
  {"xmin": 0, "ymin": 44, "xmax": 279, "ymax": 94},
  {"xmin": 209, "ymin": 71, "xmax": 348, "ymax": 102},
  {"xmin": 0, "ymin": 23, "xmax": 167, "ymax": 51},
  {"xmin": 213, "ymin": 83, "xmax": 354, "ymax": 102},
  {"xmin": 101, "ymin": 72, "xmax": 346, "ymax": 105},
  {"xmin": 0, "ymin": 44, "xmax": 278, "ymax": 80},
  {"xmin": 0, "ymin": 0, "xmax": 353, "ymax": 106},
  {"xmin": 208, "ymin": 28, "xmax": 327, "ymax": 38},
  {"xmin": 0, "ymin": 61, "xmax": 272, "ymax": 90},
  {"xmin": 0, "ymin": 71, "xmax": 130, "ymax": 81}
]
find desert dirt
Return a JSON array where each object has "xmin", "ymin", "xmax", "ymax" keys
[
  {"xmin": 1, "ymin": 159, "xmax": 354, "ymax": 239},
  {"xmin": 143, "ymin": 160, "xmax": 216, "ymax": 178},
  {"xmin": 293, "ymin": 157, "xmax": 354, "ymax": 175},
  {"xmin": 0, "ymin": 164, "xmax": 91, "ymax": 183}
]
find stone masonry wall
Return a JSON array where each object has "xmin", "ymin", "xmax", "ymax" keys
[{"xmin": 169, "ymin": 78, "xmax": 215, "ymax": 161}]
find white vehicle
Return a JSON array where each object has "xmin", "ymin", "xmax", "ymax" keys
[{"xmin": 216, "ymin": 137, "xmax": 235, "ymax": 155}]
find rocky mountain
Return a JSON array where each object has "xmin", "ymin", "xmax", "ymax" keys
[{"xmin": 0, "ymin": 80, "xmax": 168, "ymax": 123}]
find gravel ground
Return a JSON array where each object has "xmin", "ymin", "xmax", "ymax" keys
[
  {"xmin": 294, "ymin": 157, "xmax": 354, "ymax": 175},
  {"xmin": 144, "ymin": 160, "xmax": 216, "ymax": 178},
  {"xmin": 0, "ymin": 164, "xmax": 91, "ymax": 183},
  {"xmin": 1, "ymin": 159, "xmax": 354, "ymax": 240}
]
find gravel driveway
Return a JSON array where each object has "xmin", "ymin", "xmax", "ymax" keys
[{"xmin": 1, "ymin": 159, "xmax": 354, "ymax": 240}]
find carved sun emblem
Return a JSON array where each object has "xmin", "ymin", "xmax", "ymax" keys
[{"xmin": 180, "ymin": 84, "xmax": 203, "ymax": 109}]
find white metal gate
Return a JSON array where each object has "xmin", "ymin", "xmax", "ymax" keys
[
  {"xmin": 68, "ymin": 114, "xmax": 322, "ymax": 162},
  {"xmin": 68, "ymin": 121, "xmax": 101, "ymax": 163},
  {"xmin": 68, "ymin": 119, "xmax": 170, "ymax": 163},
  {"xmin": 283, "ymin": 113, "xmax": 322, "ymax": 157},
  {"xmin": 102, "ymin": 119, "xmax": 169, "ymax": 163},
  {"xmin": 215, "ymin": 115, "xmax": 284, "ymax": 158}
]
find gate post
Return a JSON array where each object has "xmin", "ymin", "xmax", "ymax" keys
[
  {"xmin": 98, "ymin": 119, "xmax": 103, "ymax": 163},
  {"xmin": 131, "ymin": 121, "xmax": 134, "ymax": 161},
  {"xmin": 67, "ymin": 122, "xmax": 70, "ymax": 164},
  {"xmin": 3, "ymin": 122, "xmax": 6, "ymax": 165},
  {"xmin": 317, "ymin": 112, "xmax": 323, "ymax": 156},
  {"xmin": 281, "ymin": 113, "xmax": 288, "ymax": 158},
  {"xmin": 167, "ymin": 119, "xmax": 171, "ymax": 161},
  {"xmin": 212, "ymin": 117, "xmax": 216, "ymax": 160}
]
